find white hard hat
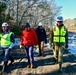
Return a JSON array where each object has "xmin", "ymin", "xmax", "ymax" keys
[
  {"xmin": 57, "ymin": 16, "xmax": 63, "ymax": 21},
  {"xmin": 2, "ymin": 22, "xmax": 8, "ymax": 27},
  {"xmin": 38, "ymin": 22, "xmax": 42, "ymax": 26}
]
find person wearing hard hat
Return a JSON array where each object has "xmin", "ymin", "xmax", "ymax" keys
[
  {"xmin": 50, "ymin": 16, "xmax": 68, "ymax": 72},
  {"xmin": 0, "ymin": 22, "xmax": 15, "ymax": 73},
  {"xmin": 36, "ymin": 22, "xmax": 47, "ymax": 56},
  {"xmin": 20, "ymin": 22, "xmax": 38, "ymax": 68}
]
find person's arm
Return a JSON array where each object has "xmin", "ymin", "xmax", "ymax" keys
[
  {"xmin": 33, "ymin": 30, "xmax": 38, "ymax": 45},
  {"xmin": 9, "ymin": 32, "xmax": 15, "ymax": 49},
  {"xmin": 50, "ymin": 27, "xmax": 54, "ymax": 44},
  {"xmin": 20, "ymin": 31, "xmax": 23, "ymax": 45},
  {"xmin": 65, "ymin": 28, "xmax": 68, "ymax": 48},
  {"xmin": 10, "ymin": 33, "xmax": 15, "ymax": 43},
  {"xmin": 44, "ymin": 29, "xmax": 47, "ymax": 44},
  {"xmin": 35, "ymin": 28, "xmax": 39, "ymax": 38}
]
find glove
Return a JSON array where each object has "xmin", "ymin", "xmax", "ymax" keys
[
  {"xmin": 35, "ymin": 45, "xmax": 38, "ymax": 49},
  {"xmin": 65, "ymin": 44, "xmax": 68, "ymax": 48},
  {"xmin": 20, "ymin": 45, "xmax": 23, "ymax": 49}
]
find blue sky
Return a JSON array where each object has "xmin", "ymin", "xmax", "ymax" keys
[{"xmin": 55, "ymin": 0, "xmax": 76, "ymax": 20}]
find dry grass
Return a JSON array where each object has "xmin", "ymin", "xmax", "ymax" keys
[{"xmin": 68, "ymin": 27, "xmax": 76, "ymax": 32}]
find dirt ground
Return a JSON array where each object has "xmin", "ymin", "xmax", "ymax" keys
[{"xmin": 0, "ymin": 46, "xmax": 76, "ymax": 75}]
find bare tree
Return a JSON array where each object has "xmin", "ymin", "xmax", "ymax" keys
[{"xmin": 5, "ymin": 0, "xmax": 61, "ymax": 27}]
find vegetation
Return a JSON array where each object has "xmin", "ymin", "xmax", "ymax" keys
[
  {"xmin": 0, "ymin": 1, "xmax": 6, "ymax": 27},
  {"xmin": 64, "ymin": 18, "xmax": 76, "ymax": 31},
  {"xmin": 5, "ymin": 0, "xmax": 61, "ymax": 26},
  {"xmin": 0, "ymin": 1, "xmax": 13, "ymax": 27},
  {"xmin": 11, "ymin": 25, "xmax": 22, "ymax": 37},
  {"xmin": 0, "ymin": 0, "xmax": 62, "ymax": 37}
]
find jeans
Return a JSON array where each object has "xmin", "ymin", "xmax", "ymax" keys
[
  {"xmin": 25, "ymin": 46, "xmax": 34, "ymax": 64},
  {"xmin": 2, "ymin": 48, "xmax": 12, "ymax": 62}
]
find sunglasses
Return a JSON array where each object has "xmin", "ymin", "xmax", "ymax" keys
[{"xmin": 57, "ymin": 21, "xmax": 63, "ymax": 23}]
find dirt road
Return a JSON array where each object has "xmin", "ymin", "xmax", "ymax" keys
[{"xmin": 0, "ymin": 46, "xmax": 76, "ymax": 75}]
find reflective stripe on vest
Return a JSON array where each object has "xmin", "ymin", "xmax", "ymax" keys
[
  {"xmin": 1, "ymin": 32, "xmax": 13, "ymax": 46},
  {"xmin": 53, "ymin": 26, "xmax": 66, "ymax": 42}
]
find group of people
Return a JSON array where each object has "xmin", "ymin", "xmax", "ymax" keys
[{"xmin": 0, "ymin": 16, "xmax": 68, "ymax": 73}]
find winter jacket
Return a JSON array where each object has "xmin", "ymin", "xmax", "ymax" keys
[
  {"xmin": 36, "ymin": 27, "xmax": 47, "ymax": 43},
  {"xmin": 20, "ymin": 28, "xmax": 38, "ymax": 46}
]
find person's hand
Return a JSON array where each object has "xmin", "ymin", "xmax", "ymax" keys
[
  {"xmin": 65, "ymin": 44, "xmax": 68, "ymax": 48},
  {"xmin": 20, "ymin": 45, "xmax": 23, "ymax": 49}
]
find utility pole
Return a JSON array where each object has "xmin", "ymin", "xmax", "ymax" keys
[{"xmin": 16, "ymin": 0, "xmax": 18, "ymax": 26}]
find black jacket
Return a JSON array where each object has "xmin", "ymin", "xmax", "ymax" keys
[{"xmin": 36, "ymin": 27, "xmax": 47, "ymax": 43}]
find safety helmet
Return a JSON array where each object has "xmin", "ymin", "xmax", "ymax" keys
[
  {"xmin": 38, "ymin": 22, "xmax": 42, "ymax": 26},
  {"xmin": 2, "ymin": 22, "xmax": 8, "ymax": 27},
  {"xmin": 57, "ymin": 16, "xmax": 63, "ymax": 21}
]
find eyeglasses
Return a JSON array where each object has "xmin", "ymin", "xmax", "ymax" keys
[{"xmin": 57, "ymin": 21, "xmax": 63, "ymax": 23}]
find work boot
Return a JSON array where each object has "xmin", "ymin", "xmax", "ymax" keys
[
  {"xmin": 58, "ymin": 64, "xmax": 62, "ymax": 72},
  {"xmin": 30, "ymin": 63, "xmax": 33, "ymax": 68},
  {"xmin": 53, "ymin": 58, "xmax": 58, "ymax": 64},
  {"xmin": 9, "ymin": 56, "xmax": 14, "ymax": 65},
  {"xmin": 1, "ymin": 61, "xmax": 8, "ymax": 73}
]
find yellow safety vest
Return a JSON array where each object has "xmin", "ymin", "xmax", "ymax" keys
[
  {"xmin": 53, "ymin": 26, "xmax": 66, "ymax": 43},
  {"xmin": 1, "ymin": 32, "xmax": 13, "ymax": 46}
]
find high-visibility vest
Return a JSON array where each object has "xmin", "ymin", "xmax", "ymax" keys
[
  {"xmin": 0, "ymin": 33, "xmax": 2, "ymax": 43},
  {"xmin": 1, "ymin": 32, "xmax": 13, "ymax": 46},
  {"xmin": 53, "ymin": 26, "xmax": 66, "ymax": 43}
]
